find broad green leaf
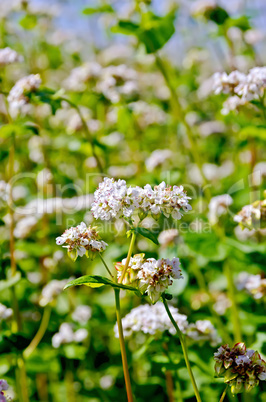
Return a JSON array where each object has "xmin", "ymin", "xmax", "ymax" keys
[
  {"xmin": 64, "ymin": 275, "xmax": 139, "ymax": 292},
  {"xmin": 112, "ymin": 11, "xmax": 176, "ymax": 54},
  {"xmin": 83, "ymin": 5, "xmax": 114, "ymax": 15},
  {"xmin": 19, "ymin": 14, "xmax": 37, "ymax": 30},
  {"xmin": 0, "ymin": 272, "xmax": 21, "ymax": 292},
  {"xmin": 134, "ymin": 227, "xmax": 159, "ymax": 245}
]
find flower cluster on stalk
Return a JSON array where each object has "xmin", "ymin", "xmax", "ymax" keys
[
  {"xmin": 56, "ymin": 222, "xmax": 108, "ymax": 261},
  {"xmin": 115, "ymin": 254, "xmax": 183, "ymax": 303},
  {"xmin": 234, "ymin": 199, "xmax": 266, "ymax": 230},
  {"xmin": 0, "ymin": 47, "xmax": 23, "ymax": 66},
  {"xmin": 214, "ymin": 342, "xmax": 266, "ymax": 393},
  {"xmin": 212, "ymin": 67, "xmax": 266, "ymax": 114},
  {"xmin": 52, "ymin": 323, "xmax": 88, "ymax": 348},
  {"xmin": 236, "ymin": 272, "xmax": 266, "ymax": 300},
  {"xmin": 91, "ymin": 178, "xmax": 191, "ymax": 222},
  {"xmin": 114, "ymin": 303, "xmax": 221, "ymax": 346},
  {"xmin": 7, "ymin": 74, "xmax": 42, "ymax": 115}
]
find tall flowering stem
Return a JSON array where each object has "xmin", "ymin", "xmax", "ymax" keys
[
  {"xmin": 219, "ymin": 386, "xmax": 228, "ymax": 402},
  {"xmin": 162, "ymin": 294, "xmax": 202, "ymax": 402},
  {"xmin": 119, "ymin": 232, "xmax": 136, "ymax": 284},
  {"xmin": 23, "ymin": 306, "xmax": 51, "ymax": 359},
  {"xmin": 114, "ymin": 289, "xmax": 134, "ymax": 402}
]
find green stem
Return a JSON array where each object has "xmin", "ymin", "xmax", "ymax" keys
[
  {"xmin": 23, "ymin": 306, "xmax": 51, "ymax": 359},
  {"xmin": 114, "ymin": 289, "xmax": 134, "ymax": 402},
  {"xmin": 219, "ymin": 385, "xmax": 228, "ymax": 402},
  {"xmin": 119, "ymin": 232, "xmax": 136, "ymax": 284},
  {"xmin": 60, "ymin": 97, "xmax": 103, "ymax": 173},
  {"xmin": 224, "ymin": 262, "xmax": 242, "ymax": 343},
  {"xmin": 162, "ymin": 295, "xmax": 202, "ymax": 402},
  {"xmin": 98, "ymin": 253, "xmax": 114, "ymax": 279}
]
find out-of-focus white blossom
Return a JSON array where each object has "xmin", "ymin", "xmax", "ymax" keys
[
  {"xmin": 56, "ymin": 222, "xmax": 108, "ymax": 261},
  {"xmin": 213, "ymin": 67, "xmax": 266, "ymax": 113},
  {"xmin": 129, "ymin": 101, "xmax": 167, "ymax": 128},
  {"xmin": 52, "ymin": 323, "xmax": 88, "ymax": 348},
  {"xmin": 64, "ymin": 62, "xmax": 102, "ymax": 91},
  {"xmin": 236, "ymin": 272, "xmax": 266, "ymax": 300},
  {"xmin": 114, "ymin": 303, "xmax": 188, "ymax": 338},
  {"xmin": 108, "ymin": 164, "xmax": 138, "ymax": 179},
  {"xmin": 198, "ymin": 121, "xmax": 225, "ymax": 137},
  {"xmin": 186, "ymin": 320, "xmax": 221, "ymax": 346},
  {"xmin": 244, "ymin": 29, "xmax": 264, "ymax": 45},
  {"xmin": 8, "ymin": 74, "xmax": 41, "ymax": 116},
  {"xmin": 0, "ymin": 181, "xmax": 10, "ymax": 206},
  {"xmin": 234, "ymin": 199, "xmax": 266, "ymax": 230},
  {"xmin": 91, "ymin": 178, "xmax": 192, "ymax": 221},
  {"xmin": 116, "ymin": 254, "xmax": 183, "ymax": 303},
  {"xmin": 40, "ymin": 278, "xmax": 74, "ymax": 306},
  {"xmin": 145, "ymin": 150, "xmax": 172, "ymax": 171},
  {"xmin": 0, "ymin": 303, "xmax": 13, "ymax": 321},
  {"xmin": 0, "ymin": 47, "xmax": 23, "ymax": 66},
  {"xmin": 96, "ymin": 64, "xmax": 138, "ymax": 103},
  {"xmin": 208, "ymin": 194, "xmax": 233, "ymax": 225},
  {"xmin": 158, "ymin": 228, "xmax": 179, "ymax": 247},
  {"xmin": 72, "ymin": 305, "xmax": 92, "ymax": 324}
]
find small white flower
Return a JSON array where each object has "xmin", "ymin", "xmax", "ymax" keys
[{"xmin": 0, "ymin": 47, "xmax": 23, "ymax": 66}]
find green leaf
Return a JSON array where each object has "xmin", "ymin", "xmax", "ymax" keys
[
  {"xmin": 239, "ymin": 125, "xmax": 266, "ymax": 141},
  {"xmin": 19, "ymin": 14, "xmax": 38, "ymax": 30},
  {"xmin": 83, "ymin": 5, "xmax": 114, "ymax": 15},
  {"xmin": 0, "ymin": 124, "xmax": 25, "ymax": 139},
  {"xmin": 112, "ymin": 11, "xmax": 176, "ymax": 54},
  {"xmin": 134, "ymin": 227, "xmax": 159, "ymax": 245},
  {"xmin": 0, "ymin": 272, "xmax": 21, "ymax": 292},
  {"xmin": 64, "ymin": 275, "xmax": 139, "ymax": 292}
]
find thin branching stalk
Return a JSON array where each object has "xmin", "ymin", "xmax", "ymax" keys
[
  {"xmin": 114, "ymin": 289, "xmax": 134, "ymax": 402},
  {"xmin": 162, "ymin": 295, "xmax": 202, "ymax": 402},
  {"xmin": 119, "ymin": 232, "xmax": 136, "ymax": 283},
  {"xmin": 60, "ymin": 97, "xmax": 103, "ymax": 173},
  {"xmin": 23, "ymin": 306, "xmax": 52, "ymax": 359},
  {"xmin": 224, "ymin": 262, "xmax": 242, "ymax": 343},
  {"xmin": 98, "ymin": 253, "xmax": 114, "ymax": 279}
]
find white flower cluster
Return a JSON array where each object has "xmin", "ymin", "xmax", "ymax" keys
[
  {"xmin": 72, "ymin": 305, "xmax": 92, "ymax": 325},
  {"xmin": 64, "ymin": 62, "xmax": 102, "ymax": 91},
  {"xmin": 40, "ymin": 278, "xmax": 73, "ymax": 307},
  {"xmin": 115, "ymin": 303, "xmax": 220, "ymax": 346},
  {"xmin": 8, "ymin": 74, "xmax": 41, "ymax": 115},
  {"xmin": 0, "ymin": 47, "xmax": 23, "ymax": 66},
  {"xmin": 236, "ymin": 272, "xmax": 266, "ymax": 300},
  {"xmin": 0, "ymin": 303, "xmax": 13, "ymax": 321},
  {"xmin": 96, "ymin": 65, "xmax": 138, "ymax": 103},
  {"xmin": 208, "ymin": 194, "xmax": 233, "ymax": 225},
  {"xmin": 52, "ymin": 323, "xmax": 88, "ymax": 348},
  {"xmin": 145, "ymin": 149, "xmax": 172, "ymax": 172},
  {"xmin": 213, "ymin": 67, "xmax": 266, "ymax": 114},
  {"xmin": 129, "ymin": 101, "xmax": 168, "ymax": 128},
  {"xmin": 0, "ymin": 379, "xmax": 9, "ymax": 402},
  {"xmin": 234, "ymin": 199, "xmax": 266, "ymax": 230},
  {"xmin": 91, "ymin": 178, "xmax": 192, "ymax": 221},
  {"xmin": 116, "ymin": 254, "xmax": 183, "ymax": 303},
  {"xmin": 186, "ymin": 320, "xmax": 221, "ymax": 347},
  {"xmin": 56, "ymin": 222, "xmax": 108, "ymax": 261},
  {"xmin": 114, "ymin": 303, "xmax": 188, "ymax": 338}
]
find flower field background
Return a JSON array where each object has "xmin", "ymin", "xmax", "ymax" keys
[{"xmin": 0, "ymin": 1, "xmax": 265, "ymax": 401}]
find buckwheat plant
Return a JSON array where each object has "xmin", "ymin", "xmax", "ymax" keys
[
  {"xmin": 214, "ymin": 342, "xmax": 266, "ymax": 400},
  {"xmin": 58, "ymin": 177, "xmax": 203, "ymax": 402}
]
